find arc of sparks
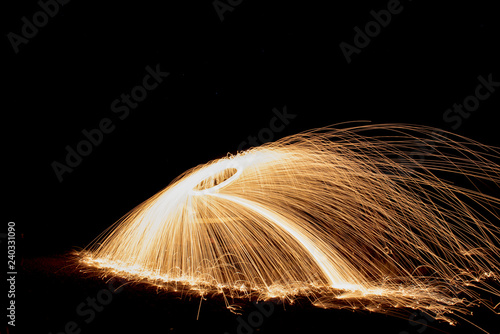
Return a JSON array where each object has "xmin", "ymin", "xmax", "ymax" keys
[{"xmin": 80, "ymin": 123, "xmax": 500, "ymax": 325}]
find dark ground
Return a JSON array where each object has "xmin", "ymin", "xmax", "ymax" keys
[
  {"xmin": 3, "ymin": 0, "xmax": 500, "ymax": 333},
  {"xmin": 17, "ymin": 256, "xmax": 500, "ymax": 334},
  {"xmin": 14, "ymin": 255, "xmax": 500, "ymax": 334}
]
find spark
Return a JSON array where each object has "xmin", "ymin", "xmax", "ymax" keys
[{"xmin": 79, "ymin": 123, "xmax": 500, "ymax": 325}]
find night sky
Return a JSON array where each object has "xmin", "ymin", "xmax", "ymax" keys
[{"xmin": 3, "ymin": 0, "xmax": 500, "ymax": 333}]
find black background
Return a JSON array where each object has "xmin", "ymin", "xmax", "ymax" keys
[{"xmin": 3, "ymin": 0, "xmax": 500, "ymax": 333}]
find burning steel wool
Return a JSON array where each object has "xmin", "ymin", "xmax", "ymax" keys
[{"xmin": 79, "ymin": 124, "xmax": 500, "ymax": 325}]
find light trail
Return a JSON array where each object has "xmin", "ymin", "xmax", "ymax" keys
[{"xmin": 79, "ymin": 123, "xmax": 500, "ymax": 326}]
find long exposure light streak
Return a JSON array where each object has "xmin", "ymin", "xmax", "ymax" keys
[{"xmin": 79, "ymin": 123, "xmax": 500, "ymax": 325}]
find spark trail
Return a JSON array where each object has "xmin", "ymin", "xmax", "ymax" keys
[{"xmin": 79, "ymin": 123, "xmax": 500, "ymax": 325}]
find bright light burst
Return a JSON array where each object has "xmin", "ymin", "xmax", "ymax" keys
[{"xmin": 79, "ymin": 123, "xmax": 500, "ymax": 324}]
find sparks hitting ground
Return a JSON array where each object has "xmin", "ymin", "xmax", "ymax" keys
[{"xmin": 79, "ymin": 124, "xmax": 500, "ymax": 325}]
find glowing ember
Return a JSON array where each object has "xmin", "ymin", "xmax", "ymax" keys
[{"xmin": 79, "ymin": 124, "xmax": 500, "ymax": 325}]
